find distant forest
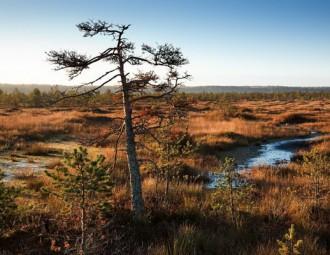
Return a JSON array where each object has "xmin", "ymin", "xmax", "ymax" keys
[
  {"xmin": 1, "ymin": 84, "xmax": 330, "ymax": 108},
  {"xmin": 1, "ymin": 83, "xmax": 330, "ymax": 94}
]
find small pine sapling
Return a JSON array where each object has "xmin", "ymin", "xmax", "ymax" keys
[
  {"xmin": 46, "ymin": 147, "xmax": 113, "ymax": 255},
  {"xmin": 277, "ymin": 224, "xmax": 303, "ymax": 255},
  {"xmin": 158, "ymin": 130, "xmax": 194, "ymax": 199},
  {"xmin": 211, "ymin": 157, "xmax": 252, "ymax": 226},
  {"xmin": 145, "ymin": 99, "xmax": 194, "ymax": 200}
]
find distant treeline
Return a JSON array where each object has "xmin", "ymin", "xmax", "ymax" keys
[
  {"xmin": 0, "ymin": 87, "xmax": 329, "ymax": 108},
  {"xmin": 1, "ymin": 84, "xmax": 330, "ymax": 94},
  {"xmin": 185, "ymin": 91, "xmax": 330, "ymax": 102},
  {"xmin": 180, "ymin": 85, "xmax": 330, "ymax": 94},
  {"xmin": 0, "ymin": 88, "xmax": 115, "ymax": 107}
]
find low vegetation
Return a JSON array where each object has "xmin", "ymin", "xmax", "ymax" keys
[{"xmin": 0, "ymin": 91, "xmax": 329, "ymax": 254}]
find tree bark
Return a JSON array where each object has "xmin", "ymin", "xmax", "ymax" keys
[
  {"xmin": 122, "ymin": 86, "xmax": 144, "ymax": 217},
  {"xmin": 81, "ymin": 202, "xmax": 86, "ymax": 255},
  {"xmin": 165, "ymin": 144, "xmax": 170, "ymax": 199},
  {"xmin": 80, "ymin": 166, "xmax": 86, "ymax": 255},
  {"xmin": 118, "ymin": 51, "xmax": 144, "ymax": 217}
]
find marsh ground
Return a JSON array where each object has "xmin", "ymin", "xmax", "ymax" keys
[{"xmin": 0, "ymin": 98, "xmax": 329, "ymax": 254}]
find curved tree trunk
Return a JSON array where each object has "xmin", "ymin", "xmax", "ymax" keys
[
  {"xmin": 122, "ymin": 86, "xmax": 144, "ymax": 217},
  {"xmin": 119, "ymin": 50, "xmax": 144, "ymax": 217}
]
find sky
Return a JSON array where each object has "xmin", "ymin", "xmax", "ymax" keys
[{"xmin": 0, "ymin": 0, "xmax": 329, "ymax": 86}]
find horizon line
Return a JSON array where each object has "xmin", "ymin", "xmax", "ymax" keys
[{"xmin": 1, "ymin": 83, "xmax": 330, "ymax": 88}]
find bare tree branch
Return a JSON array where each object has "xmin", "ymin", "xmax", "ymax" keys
[
  {"xmin": 50, "ymin": 74, "xmax": 121, "ymax": 105},
  {"xmin": 131, "ymin": 72, "xmax": 191, "ymax": 102},
  {"xmin": 77, "ymin": 21, "xmax": 130, "ymax": 37}
]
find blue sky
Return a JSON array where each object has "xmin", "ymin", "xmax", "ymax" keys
[{"xmin": 0, "ymin": 0, "xmax": 329, "ymax": 86}]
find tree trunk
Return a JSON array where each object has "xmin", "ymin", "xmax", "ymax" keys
[
  {"xmin": 81, "ymin": 168, "xmax": 86, "ymax": 255},
  {"xmin": 122, "ymin": 86, "xmax": 144, "ymax": 217},
  {"xmin": 119, "ymin": 66, "xmax": 143, "ymax": 216},
  {"xmin": 81, "ymin": 204, "xmax": 86, "ymax": 255},
  {"xmin": 229, "ymin": 175, "xmax": 236, "ymax": 226},
  {"xmin": 165, "ymin": 144, "xmax": 170, "ymax": 199},
  {"xmin": 117, "ymin": 45, "xmax": 144, "ymax": 217}
]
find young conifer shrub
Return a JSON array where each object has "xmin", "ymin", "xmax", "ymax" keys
[
  {"xmin": 211, "ymin": 157, "xmax": 252, "ymax": 226},
  {"xmin": 46, "ymin": 147, "xmax": 113, "ymax": 255},
  {"xmin": 277, "ymin": 224, "xmax": 303, "ymax": 255}
]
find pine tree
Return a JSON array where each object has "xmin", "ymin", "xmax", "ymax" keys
[
  {"xmin": 46, "ymin": 147, "xmax": 113, "ymax": 255},
  {"xmin": 277, "ymin": 224, "xmax": 303, "ymax": 255},
  {"xmin": 47, "ymin": 21, "xmax": 190, "ymax": 217},
  {"xmin": 160, "ymin": 131, "xmax": 194, "ymax": 198},
  {"xmin": 211, "ymin": 157, "xmax": 252, "ymax": 226},
  {"xmin": 152, "ymin": 101, "xmax": 194, "ymax": 199},
  {"xmin": 29, "ymin": 88, "xmax": 42, "ymax": 107}
]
